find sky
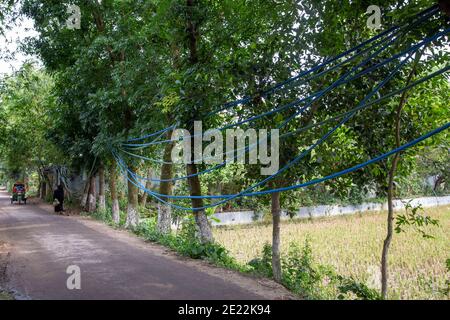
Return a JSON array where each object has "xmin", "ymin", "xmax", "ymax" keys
[{"xmin": 0, "ymin": 17, "xmax": 39, "ymax": 75}]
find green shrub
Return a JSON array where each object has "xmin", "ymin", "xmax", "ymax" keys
[
  {"xmin": 248, "ymin": 243, "xmax": 273, "ymax": 277},
  {"xmin": 336, "ymin": 276, "xmax": 381, "ymax": 300},
  {"xmin": 134, "ymin": 217, "xmax": 239, "ymax": 269},
  {"xmin": 91, "ymin": 208, "xmax": 113, "ymax": 223},
  {"xmin": 281, "ymin": 238, "xmax": 339, "ymax": 299},
  {"xmin": 250, "ymin": 238, "xmax": 381, "ymax": 300}
]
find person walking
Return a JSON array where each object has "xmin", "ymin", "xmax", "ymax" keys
[{"xmin": 53, "ymin": 184, "xmax": 65, "ymax": 214}]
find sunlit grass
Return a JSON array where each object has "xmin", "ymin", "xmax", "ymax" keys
[{"xmin": 213, "ymin": 205, "xmax": 450, "ymax": 300}]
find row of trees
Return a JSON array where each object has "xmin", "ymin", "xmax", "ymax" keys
[{"xmin": 1, "ymin": 0, "xmax": 449, "ymax": 299}]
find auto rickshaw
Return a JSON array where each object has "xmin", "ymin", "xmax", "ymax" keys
[{"xmin": 11, "ymin": 182, "xmax": 27, "ymax": 205}]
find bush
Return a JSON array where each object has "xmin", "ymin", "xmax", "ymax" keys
[
  {"xmin": 248, "ymin": 243, "xmax": 273, "ymax": 277},
  {"xmin": 249, "ymin": 238, "xmax": 381, "ymax": 300},
  {"xmin": 90, "ymin": 207, "xmax": 113, "ymax": 224},
  {"xmin": 336, "ymin": 276, "xmax": 381, "ymax": 300},
  {"xmin": 281, "ymin": 238, "xmax": 339, "ymax": 299},
  {"xmin": 134, "ymin": 217, "xmax": 239, "ymax": 269}
]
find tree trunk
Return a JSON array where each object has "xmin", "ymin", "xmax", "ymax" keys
[
  {"xmin": 139, "ymin": 167, "xmax": 153, "ymax": 207},
  {"xmin": 434, "ymin": 175, "xmax": 444, "ymax": 191},
  {"xmin": 125, "ymin": 165, "xmax": 139, "ymax": 228},
  {"xmin": 39, "ymin": 181, "xmax": 43, "ymax": 199},
  {"xmin": 109, "ymin": 163, "xmax": 120, "ymax": 224},
  {"xmin": 87, "ymin": 175, "xmax": 97, "ymax": 212},
  {"xmin": 80, "ymin": 176, "xmax": 90, "ymax": 209},
  {"xmin": 271, "ymin": 190, "xmax": 282, "ymax": 283},
  {"xmin": 98, "ymin": 163, "xmax": 106, "ymax": 211},
  {"xmin": 187, "ymin": 164, "xmax": 213, "ymax": 243},
  {"xmin": 381, "ymin": 50, "xmax": 422, "ymax": 299},
  {"xmin": 381, "ymin": 154, "xmax": 399, "ymax": 299},
  {"xmin": 41, "ymin": 181, "xmax": 47, "ymax": 200},
  {"xmin": 37, "ymin": 175, "xmax": 42, "ymax": 198},
  {"xmin": 157, "ymin": 133, "xmax": 175, "ymax": 234},
  {"xmin": 42, "ymin": 173, "xmax": 53, "ymax": 200},
  {"xmin": 184, "ymin": 0, "xmax": 213, "ymax": 243}
]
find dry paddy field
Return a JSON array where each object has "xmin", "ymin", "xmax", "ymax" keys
[{"xmin": 213, "ymin": 205, "xmax": 450, "ymax": 300}]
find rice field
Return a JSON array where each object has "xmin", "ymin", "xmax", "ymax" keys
[{"xmin": 213, "ymin": 205, "xmax": 450, "ymax": 300}]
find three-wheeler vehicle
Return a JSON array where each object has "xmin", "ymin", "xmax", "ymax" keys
[{"xmin": 11, "ymin": 182, "xmax": 27, "ymax": 205}]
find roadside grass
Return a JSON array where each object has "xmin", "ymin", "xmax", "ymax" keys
[
  {"xmin": 0, "ymin": 290, "xmax": 14, "ymax": 300},
  {"xmin": 213, "ymin": 205, "xmax": 450, "ymax": 300}
]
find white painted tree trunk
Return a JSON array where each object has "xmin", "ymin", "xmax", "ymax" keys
[
  {"xmin": 98, "ymin": 195, "xmax": 106, "ymax": 212},
  {"xmin": 81, "ymin": 193, "xmax": 88, "ymax": 208},
  {"xmin": 88, "ymin": 193, "xmax": 96, "ymax": 212},
  {"xmin": 125, "ymin": 205, "xmax": 139, "ymax": 228},
  {"xmin": 271, "ymin": 191, "xmax": 282, "ymax": 283},
  {"xmin": 157, "ymin": 204, "xmax": 172, "ymax": 234},
  {"xmin": 109, "ymin": 163, "xmax": 120, "ymax": 224},
  {"xmin": 195, "ymin": 210, "xmax": 213, "ymax": 243},
  {"xmin": 125, "ymin": 174, "xmax": 139, "ymax": 228},
  {"xmin": 98, "ymin": 164, "xmax": 106, "ymax": 211},
  {"xmin": 80, "ymin": 178, "xmax": 90, "ymax": 209},
  {"xmin": 80, "ymin": 182, "xmax": 88, "ymax": 208},
  {"xmin": 87, "ymin": 175, "xmax": 96, "ymax": 212},
  {"xmin": 112, "ymin": 199, "xmax": 120, "ymax": 224}
]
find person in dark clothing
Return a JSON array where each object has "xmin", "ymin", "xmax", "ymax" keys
[{"xmin": 53, "ymin": 185, "xmax": 65, "ymax": 214}]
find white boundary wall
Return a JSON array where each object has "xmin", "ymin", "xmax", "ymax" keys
[{"xmin": 211, "ymin": 195, "xmax": 450, "ymax": 226}]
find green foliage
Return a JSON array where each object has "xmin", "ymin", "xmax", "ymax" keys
[
  {"xmin": 2, "ymin": 0, "xmax": 446, "ymax": 208},
  {"xmin": 0, "ymin": 63, "xmax": 63, "ymax": 179},
  {"xmin": 249, "ymin": 238, "xmax": 381, "ymax": 300},
  {"xmin": 336, "ymin": 276, "xmax": 382, "ymax": 300},
  {"xmin": 84, "ymin": 202, "xmax": 237, "ymax": 267},
  {"xmin": 133, "ymin": 218, "xmax": 238, "ymax": 268},
  {"xmin": 89, "ymin": 207, "xmax": 114, "ymax": 225},
  {"xmin": 412, "ymin": 146, "xmax": 450, "ymax": 196},
  {"xmin": 395, "ymin": 200, "xmax": 440, "ymax": 238},
  {"xmin": 248, "ymin": 243, "xmax": 273, "ymax": 277},
  {"xmin": 281, "ymin": 239, "xmax": 329, "ymax": 299},
  {"xmin": 441, "ymin": 258, "xmax": 450, "ymax": 297}
]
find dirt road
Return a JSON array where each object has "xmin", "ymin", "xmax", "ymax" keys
[{"xmin": 0, "ymin": 191, "xmax": 291, "ymax": 300}]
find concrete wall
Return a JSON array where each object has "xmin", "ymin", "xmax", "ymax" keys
[
  {"xmin": 211, "ymin": 195, "xmax": 450, "ymax": 227},
  {"xmin": 212, "ymin": 211, "xmax": 264, "ymax": 226}
]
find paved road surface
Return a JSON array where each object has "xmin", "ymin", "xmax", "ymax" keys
[{"xmin": 0, "ymin": 191, "xmax": 290, "ymax": 300}]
